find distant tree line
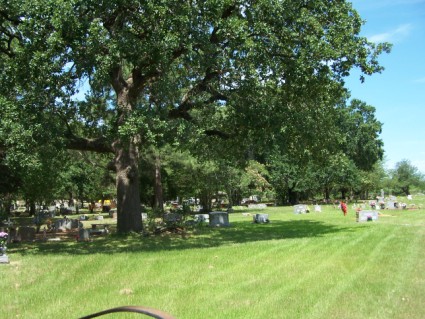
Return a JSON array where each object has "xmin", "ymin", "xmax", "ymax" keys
[{"xmin": 1, "ymin": 132, "xmax": 424, "ymax": 217}]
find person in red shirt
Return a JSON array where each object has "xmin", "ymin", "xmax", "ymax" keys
[{"xmin": 340, "ymin": 201, "xmax": 348, "ymax": 216}]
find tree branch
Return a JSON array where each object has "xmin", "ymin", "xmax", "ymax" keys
[
  {"xmin": 0, "ymin": 10, "xmax": 22, "ymax": 25},
  {"xmin": 204, "ymin": 129, "xmax": 231, "ymax": 139},
  {"xmin": 168, "ymin": 5, "xmax": 237, "ymax": 120},
  {"xmin": 168, "ymin": 68, "xmax": 228, "ymax": 120},
  {"xmin": 109, "ymin": 65, "xmax": 128, "ymax": 93},
  {"xmin": 54, "ymin": 109, "xmax": 114, "ymax": 154},
  {"xmin": 65, "ymin": 134, "xmax": 113, "ymax": 154}
]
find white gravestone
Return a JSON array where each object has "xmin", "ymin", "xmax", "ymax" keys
[
  {"xmin": 194, "ymin": 214, "xmax": 209, "ymax": 223},
  {"xmin": 293, "ymin": 204, "xmax": 307, "ymax": 214},
  {"xmin": 356, "ymin": 210, "xmax": 379, "ymax": 222}
]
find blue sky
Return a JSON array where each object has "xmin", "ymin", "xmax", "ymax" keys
[{"xmin": 346, "ymin": 0, "xmax": 425, "ymax": 173}]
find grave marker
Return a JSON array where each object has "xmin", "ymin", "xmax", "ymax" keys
[
  {"xmin": 18, "ymin": 226, "xmax": 36, "ymax": 241},
  {"xmin": 356, "ymin": 210, "xmax": 379, "ymax": 222},
  {"xmin": 78, "ymin": 229, "xmax": 90, "ymax": 241},
  {"xmin": 209, "ymin": 212, "xmax": 229, "ymax": 227},
  {"xmin": 253, "ymin": 214, "xmax": 269, "ymax": 223},
  {"xmin": 248, "ymin": 204, "xmax": 267, "ymax": 209},
  {"xmin": 293, "ymin": 204, "xmax": 307, "ymax": 214},
  {"xmin": 194, "ymin": 214, "xmax": 209, "ymax": 223}
]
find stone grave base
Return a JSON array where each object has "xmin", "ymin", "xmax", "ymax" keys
[{"xmin": 0, "ymin": 255, "xmax": 9, "ymax": 264}]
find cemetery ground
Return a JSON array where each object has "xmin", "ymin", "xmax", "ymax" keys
[{"xmin": 1, "ymin": 196, "xmax": 425, "ymax": 319}]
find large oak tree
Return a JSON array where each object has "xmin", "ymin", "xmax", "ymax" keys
[{"xmin": 0, "ymin": 0, "xmax": 389, "ymax": 232}]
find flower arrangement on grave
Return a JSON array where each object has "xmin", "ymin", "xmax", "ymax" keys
[{"xmin": 0, "ymin": 231, "xmax": 8, "ymax": 256}]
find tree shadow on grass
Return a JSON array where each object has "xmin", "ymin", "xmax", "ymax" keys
[{"xmin": 9, "ymin": 219, "xmax": 364, "ymax": 256}]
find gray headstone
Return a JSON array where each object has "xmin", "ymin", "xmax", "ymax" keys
[
  {"xmin": 386, "ymin": 201, "xmax": 396, "ymax": 209},
  {"xmin": 164, "ymin": 213, "xmax": 182, "ymax": 223},
  {"xmin": 108, "ymin": 209, "xmax": 117, "ymax": 217},
  {"xmin": 18, "ymin": 226, "xmax": 36, "ymax": 241},
  {"xmin": 253, "ymin": 214, "xmax": 269, "ymax": 223},
  {"xmin": 78, "ymin": 229, "xmax": 90, "ymax": 241},
  {"xmin": 54, "ymin": 219, "xmax": 67, "ymax": 230},
  {"xmin": 7, "ymin": 228, "xmax": 17, "ymax": 243},
  {"xmin": 209, "ymin": 212, "xmax": 229, "ymax": 227},
  {"xmin": 0, "ymin": 255, "xmax": 9, "ymax": 264}
]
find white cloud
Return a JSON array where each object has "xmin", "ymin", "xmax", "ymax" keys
[
  {"xmin": 368, "ymin": 24, "xmax": 412, "ymax": 43},
  {"xmin": 414, "ymin": 77, "xmax": 425, "ymax": 83}
]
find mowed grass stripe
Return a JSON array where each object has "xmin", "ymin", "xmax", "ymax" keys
[
  {"xmin": 233, "ymin": 224, "xmax": 377, "ymax": 318},
  {"xmin": 362, "ymin": 224, "xmax": 425, "ymax": 319},
  {"xmin": 161, "ymin": 220, "xmax": 373, "ymax": 318},
  {"xmin": 301, "ymin": 225, "xmax": 399, "ymax": 319}
]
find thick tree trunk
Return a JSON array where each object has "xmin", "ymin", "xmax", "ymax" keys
[
  {"xmin": 200, "ymin": 191, "xmax": 212, "ymax": 213},
  {"xmin": 402, "ymin": 187, "xmax": 410, "ymax": 196},
  {"xmin": 115, "ymin": 139, "xmax": 142, "ymax": 233},
  {"xmin": 226, "ymin": 188, "xmax": 233, "ymax": 208},
  {"xmin": 341, "ymin": 188, "xmax": 348, "ymax": 200},
  {"xmin": 29, "ymin": 201, "xmax": 36, "ymax": 216},
  {"xmin": 288, "ymin": 187, "xmax": 298, "ymax": 205},
  {"xmin": 154, "ymin": 154, "xmax": 164, "ymax": 213},
  {"xmin": 324, "ymin": 187, "xmax": 330, "ymax": 201}
]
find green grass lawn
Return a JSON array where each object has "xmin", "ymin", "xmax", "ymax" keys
[{"xmin": 1, "ymin": 195, "xmax": 425, "ymax": 319}]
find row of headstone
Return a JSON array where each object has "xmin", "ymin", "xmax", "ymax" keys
[
  {"xmin": 189, "ymin": 212, "xmax": 231, "ymax": 227},
  {"xmin": 293, "ymin": 205, "xmax": 322, "ymax": 214},
  {"xmin": 6, "ymin": 226, "xmax": 36, "ymax": 242},
  {"xmin": 54, "ymin": 219, "xmax": 80, "ymax": 232}
]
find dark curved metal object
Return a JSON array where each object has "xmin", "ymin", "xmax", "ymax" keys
[{"xmin": 79, "ymin": 306, "xmax": 176, "ymax": 319}]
